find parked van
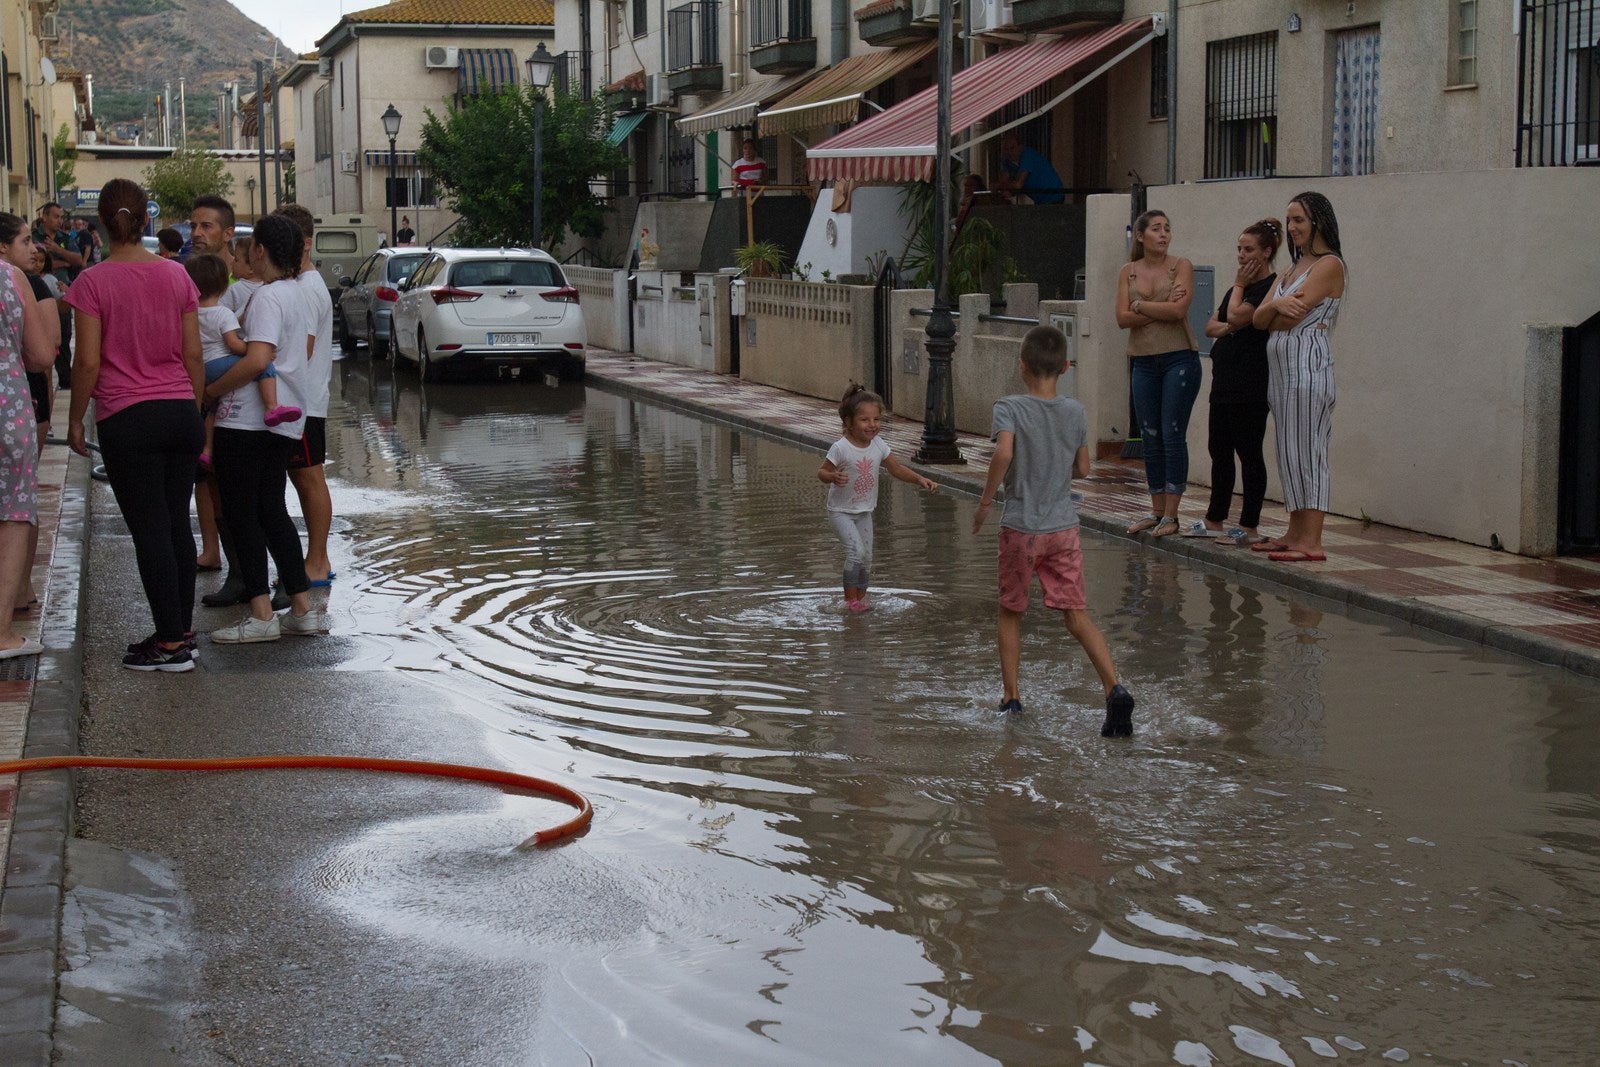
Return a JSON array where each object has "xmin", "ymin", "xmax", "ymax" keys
[{"xmin": 310, "ymin": 214, "xmax": 384, "ymax": 303}]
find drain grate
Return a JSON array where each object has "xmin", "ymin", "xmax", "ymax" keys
[{"xmin": 0, "ymin": 655, "xmax": 37, "ymax": 681}]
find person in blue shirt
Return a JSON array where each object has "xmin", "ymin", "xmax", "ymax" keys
[{"xmin": 997, "ymin": 132, "xmax": 1064, "ymax": 206}]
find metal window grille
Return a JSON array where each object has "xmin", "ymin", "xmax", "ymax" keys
[
  {"xmin": 750, "ymin": 0, "xmax": 812, "ymax": 47},
  {"xmin": 553, "ymin": 51, "xmax": 590, "ymax": 97},
  {"xmin": 668, "ymin": 1, "xmax": 721, "ymax": 71},
  {"xmin": 633, "ymin": 0, "xmax": 648, "ymax": 38},
  {"xmin": 1516, "ymin": 0, "xmax": 1600, "ymax": 166},
  {"xmin": 1149, "ymin": 33, "xmax": 1168, "ymax": 119},
  {"xmin": 667, "ymin": 122, "xmax": 698, "ymax": 194},
  {"xmin": 1455, "ymin": 0, "xmax": 1479, "ymax": 84},
  {"xmin": 1204, "ymin": 32, "xmax": 1277, "ymax": 179},
  {"xmin": 24, "ymin": 104, "xmax": 35, "ymax": 189},
  {"xmin": 385, "ymin": 172, "xmax": 438, "ymax": 210},
  {"xmin": 995, "ymin": 86, "xmax": 1053, "ymax": 159}
]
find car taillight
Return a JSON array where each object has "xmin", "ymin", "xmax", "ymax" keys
[
  {"xmin": 375, "ymin": 286, "xmax": 400, "ymax": 302},
  {"xmin": 540, "ymin": 286, "xmax": 580, "ymax": 304},
  {"xmin": 431, "ymin": 286, "xmax": 482, "ymax": 305}
]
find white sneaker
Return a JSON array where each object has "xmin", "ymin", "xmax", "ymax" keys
[
  {"xmin": 211, "ymin": 614, "xmax": 281, "ymax": 643},
  {"xmin": 281, "ymin": 609, "xmax": 324, "ymax": 636}
]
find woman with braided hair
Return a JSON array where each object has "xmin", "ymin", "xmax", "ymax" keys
[{"xmin": 1252, "ymin": 191, "xmax": 1345, "ymax": 563}]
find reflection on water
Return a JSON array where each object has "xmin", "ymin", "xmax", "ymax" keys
[{"xmin": 321, "ymin": 360, "xmax": 1600, "ymax": 1063}]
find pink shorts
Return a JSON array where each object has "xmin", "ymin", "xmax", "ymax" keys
[{"xmin": 998, "ymin": 526, "xmax": 1086, "ymax": 612}]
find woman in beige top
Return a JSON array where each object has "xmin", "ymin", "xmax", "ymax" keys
[{"xmin": 1115, "ymin": 210, "xmax": 1201, "ymax": 536}]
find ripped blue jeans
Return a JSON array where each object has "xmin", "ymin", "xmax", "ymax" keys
[{"xmin": 1130, "ymin": 349, "xmax": 1201, "ymax": 496}]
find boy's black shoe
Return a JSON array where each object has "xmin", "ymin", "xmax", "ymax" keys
[
  {"xmin": 1102, "ymin": 684, "xmax": 1135, "ymax": 737},
  {"xmin": 201, "ymin": 579, "xmax": 248, "ymax": 607},
  {"xmin": 127, "ymin": 632, "xmax": 198, "ymax": 658},
  {"xmin": 998, "ymin": 698, "xmax": 1023, "ymax": 715},
  {"xmin": 122, "ymin": 644, "xmax": 195, "ymax": 673}
]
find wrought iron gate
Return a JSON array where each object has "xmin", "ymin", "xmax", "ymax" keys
[{"xmin": 1559, "ymin": 308, "xmax": 1600, "ymax": 554}]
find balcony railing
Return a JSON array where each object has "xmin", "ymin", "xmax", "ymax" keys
[
  {"xmin": 668, "ymin": 0, "xmax": 722, "ymax": 72},
  {"xmin": 1515, "ymin": 0, "xmax": 1600, "ymax": 166},
  {"xmin": 552, "ymin": 50, "xmax": 592, "ymax": 98},
  {"xmin": 749, "ymin": 0, "xmax": 812, "ymax": 46}
]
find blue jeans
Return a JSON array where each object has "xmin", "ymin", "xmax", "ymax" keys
[
  {"xmin": 1130, "ymin": 350, "xmax": 1201, "ymax": 496},
  {"xmin": 204, "ymin": 354, "xmax": 275, "ymax": 385}
]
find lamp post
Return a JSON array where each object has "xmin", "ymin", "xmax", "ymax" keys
[
  {"xmin": 914, "ymin": 0, "xmax": 962, "ymax": 465},
  {"xmin": 525, "ymin": 44, "xmax": 557, "ymax": 250},
  {"xmin": 245, "ymin": 176, "xmax": 256, "ymax": 221},
  {"xmin": 381, "ymin": 103, "xmax": 402, "ymax": 246}
]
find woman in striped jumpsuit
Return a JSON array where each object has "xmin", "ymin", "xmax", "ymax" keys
[{"xmin": 1251, "ymin": 192, "xmax": 1344, "ymax": 563}]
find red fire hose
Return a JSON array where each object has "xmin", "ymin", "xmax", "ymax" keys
[{"xmin": 0, "ymin": 754, "xmax": 592, "ymax": 847}]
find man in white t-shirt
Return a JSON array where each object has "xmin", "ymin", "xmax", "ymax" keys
[{"xmin": 274, "ymin": 204, "xmax": 338, "ymax": 588}]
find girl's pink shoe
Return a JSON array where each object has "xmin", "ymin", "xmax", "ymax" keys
[
  {"xmin": 263, "ymin": 405, "xmax": 302, "ymax": 427},
  {"xmin": 847, "ymin": 599, "xmax": 872, "ymax": 614},
  {"xmin": 197, "ymin": 452, "xmax": 213, "ymax": 471}
]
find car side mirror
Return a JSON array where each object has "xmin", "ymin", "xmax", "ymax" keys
[{"xmin": 339, "ymin": 277, "xmax": 354, "ymax": 287}]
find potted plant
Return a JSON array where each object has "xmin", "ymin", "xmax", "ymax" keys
[{"xmin": 735, "ymin": 241, "xmax": 786, "ymax": 278}]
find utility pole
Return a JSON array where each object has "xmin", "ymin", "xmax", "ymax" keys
[
  {"xmin": 269, "ymin": 68, "xmax": 282, "ymax": 209},
  {"xmin": 164, "ymin": 81, "xmax": 172, "ymax": 145},
  {"xmin": 255, "ymin": 61, "xmax": 267, "ymax": 214},
  {"xmin": 179, "ymin": 76, "xmax": 188, "ymax": 149}
]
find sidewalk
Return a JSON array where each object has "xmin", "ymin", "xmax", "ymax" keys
[
  {"xmin": 0, "ymin": 392, "xmax": 89, "ymax": 1063},
  {"xmin": 585, "ymin": 349, "xmax": 1600, "ymax": 678}
]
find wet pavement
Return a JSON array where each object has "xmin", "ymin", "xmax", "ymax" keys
[{"xmin": 4, "ymin": 360, "xmax": 1600, "ymax": 1064}]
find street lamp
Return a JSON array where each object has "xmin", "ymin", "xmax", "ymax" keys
[
  {"xmin": 381, "ymin": 103, "xmax": 402, "ymax": 247},
  {"xmin": 245, "ymin": 176, "xmax": 256, "ymax": 221},
  {"xmin": 915, "ymin": 0, "xmax": 962, "ymax": 464},
  {"xmin": 525, "ymin": 44, "xmax": 557, "ymax": 250}
]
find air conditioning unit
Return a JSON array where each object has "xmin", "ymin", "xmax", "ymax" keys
[
  {"xmin": 424, "ymin": 45, "xmax": 460, "ymax": 70},
  {"xmin": 340, "ymin": 150, "xmax": 357, "ymax": 173},
  {"xmin": 911, "ymin": 0, "xmax": 940, "ymax": 23},
  {"xmin": 647, "ymin": 72, "xmax": 671, "ymax": 107},
  {"xmin": 317, "ymin": 55, "xmax": 333, "ymax": 78},
  {"xmin": 38, "ymin": 13, "xmax": 59, "ymax": 40},
  {"xmin": 969, "ymin": 0, "xmax": 1013, "ymax": 34}
]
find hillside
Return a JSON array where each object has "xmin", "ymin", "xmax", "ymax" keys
[{"xmin": 59, "ymin": 0, "xmax": 296, "ymax": 141}]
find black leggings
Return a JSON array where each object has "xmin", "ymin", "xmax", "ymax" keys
[
  {"xmin": 212, "ymin": 428, "xmax": 310, "ymax": 600},
  {"xmin": 97, "ymin": 400, "xmax": 205, "ymax": 641},
  {"xmin": 1205, "ymin": 400, "xmax": 1270, "ymax": 529}
]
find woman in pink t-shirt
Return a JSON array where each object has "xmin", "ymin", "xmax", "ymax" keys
[{"xmin": 64, "ymin": 178, "xmax": 205, "ymax": 672}]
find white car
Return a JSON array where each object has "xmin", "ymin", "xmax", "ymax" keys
[{"xmin": 389, "ymin": 248, "xmax": 586, "ymax": 383}]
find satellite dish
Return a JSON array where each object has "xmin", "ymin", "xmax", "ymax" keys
[{"xmin": 40, "ymin": 57, "xmax": 56, "ymax": 86}]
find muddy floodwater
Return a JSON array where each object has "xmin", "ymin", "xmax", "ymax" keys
[{"xmin": 321, "ymin": 363, "xmax": 1600, "ymax": 1065}]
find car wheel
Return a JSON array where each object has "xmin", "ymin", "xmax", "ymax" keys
[
  {"xmin": 338, "ymin": 309, "xmax": 357, "ymax": 353},
  {"xmin": 370, "ymin": 318, "xmax": 389, "ymax": 361},
  {"xmin": 418, "ymin": 330, "xmax": 441, "ymax": 383}
]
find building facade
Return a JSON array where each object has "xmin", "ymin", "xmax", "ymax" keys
[{"xmin": 286, "ymin": 0, "xmax": 555, "ymax": 245}]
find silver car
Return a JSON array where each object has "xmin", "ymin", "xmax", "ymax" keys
[
  {"xmin": 390, "ymin": 248, "xmax": 586, "ymax": 383},
  {"xmin": 336, "ymin": 247, "xmax": 429, "ymax": 359}
]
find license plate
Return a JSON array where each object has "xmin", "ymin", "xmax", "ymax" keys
[{"xmin": 488, "ymin": 332, "xmax": 538, "ymax": 345}]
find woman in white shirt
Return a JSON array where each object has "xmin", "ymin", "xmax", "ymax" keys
[{"xmin": 202, "ymin": 214, "xmax": 320, "ymax": 642}]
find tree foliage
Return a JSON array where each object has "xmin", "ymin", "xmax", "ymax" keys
[
  {"xmin": 53, "ymin": 124, "xmax": 76, "ymax": 192},
  {"xmin": 419, "ymin": 87, "xmax": 626, "ymax": 250},
  {"xmin": 142, "ymin": 147, "xmax": 233, "ymax": 220}
]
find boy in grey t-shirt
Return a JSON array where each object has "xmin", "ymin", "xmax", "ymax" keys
[{"xmin": 972, "ymin": 325, "xmax": 1135, "ymax": 736}]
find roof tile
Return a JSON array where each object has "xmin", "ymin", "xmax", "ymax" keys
[{"xmin": 344, "ymin": 0, "xmax": 553, "ymax": 26}]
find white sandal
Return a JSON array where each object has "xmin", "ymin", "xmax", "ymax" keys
[{"xmin": 1180, "ymin": 521, "xmax": 1219, "ymax": 538}]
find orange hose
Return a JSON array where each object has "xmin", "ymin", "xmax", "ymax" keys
[{"xmin": 0, "ymin": 754, "xmax": 592, "ymax": 848}]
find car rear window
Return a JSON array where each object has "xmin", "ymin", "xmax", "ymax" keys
[
  {"xmin": 449, "ymin": 260, "xmax": 563, "ymax": 288},
  {"xmin": 315, "ymin": 232, "xmax": 359, "ymax": 253},
  {"xmin": 387, "ymin": 254, "xmax": 428, "ymax": 284}
]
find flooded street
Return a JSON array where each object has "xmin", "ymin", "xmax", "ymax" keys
[{"xmin": 80, "ymin": 358, "xmax": 1599, "ymax": 1065}]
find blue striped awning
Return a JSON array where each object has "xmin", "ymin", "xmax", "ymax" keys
[
  {"xmin": 364, "ymin": 149, "xmax": 419, "ymax": 167},
  {"xmin": 458, "ymin": 48, "xmax": 519, "ymax": 97}
]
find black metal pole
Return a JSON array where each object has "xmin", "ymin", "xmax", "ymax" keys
[
  {"xmin": 255, "ymin": 61, "xmax": 267, "ymax": 213},
  {"xmin": 915, "ymin": 0, "xmax": 962, "ymax": 465},
  {"xmin": 532, "ymin": 93, "xmax": 544, "ymax": 249},
  {"xmin": 388, "ymin": 135, "xmax": 398, "ymax": 246},
  {"xmin": 270, "ymin": 70, "xmax": 283, "ymax": 209}
]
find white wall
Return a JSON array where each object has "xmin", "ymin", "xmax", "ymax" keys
[{"xmin": 794, "ymin": 185, "xmax": 914, "ymax": 280}]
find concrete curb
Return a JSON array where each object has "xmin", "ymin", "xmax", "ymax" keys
[
  {"xmin": 0, "ymin": 449, "xmax": 92, "ymax": 1066},
  {"xmin": 586, "ymin": 371, "xmax": 1600, "ymax": 679}
]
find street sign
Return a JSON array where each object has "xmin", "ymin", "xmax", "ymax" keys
[
  {"xmin": 146, "ymin": 201, "xmax": 160, "ymax": 219},
  {"xmin": 69, "ymin": 188, "xmax": 100, "ymax": 210}
]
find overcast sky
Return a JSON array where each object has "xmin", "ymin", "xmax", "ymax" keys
[{"xmin": 231, "ymin": 0, "xmax": 350, "ymax": 56}]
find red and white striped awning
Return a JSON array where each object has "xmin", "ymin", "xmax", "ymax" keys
[{"xmin": 807, "ymin": 17, "xmax": 1152, "ymax": 183}]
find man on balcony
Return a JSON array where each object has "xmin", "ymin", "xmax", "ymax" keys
[
  {"xmin": 733, "ymin": 138, "xmax": 767, "ymax": 188},
  {"xmin": 997, "ymin": 131, "xmax": 1064, "ymax": 206}
]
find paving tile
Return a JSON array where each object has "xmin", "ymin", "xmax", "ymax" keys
[
  {"xmin": 1528, "ymin": 623, "xmax": 1600, "ymax": 649},
  {"xmin": 1399, "ymin": 566, "xmax": 1566, "ymax": 595},
  {"xmin": 1412, "ymin": 595, "xmax": 1593, "ymax": 627},
  {"xmin": 1514, "ymin": 592, "xmax": 1600, "ymax": 621},
  {"xmin": 1336, "ymin": 544, "xmax": 1474, "ymax": 568},
  {"xmin": 1322, "ymin": 569, "xmax": 1477, "ymax": 597}
]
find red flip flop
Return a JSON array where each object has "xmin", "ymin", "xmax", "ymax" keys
[{"xmin": 1267, "ymin": 549, "xmax": 1327, "ymax": 562}]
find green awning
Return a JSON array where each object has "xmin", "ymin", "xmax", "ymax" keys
[{"xmin": 605, "ymin": 111, "xmax": 651, "ymax": 145}]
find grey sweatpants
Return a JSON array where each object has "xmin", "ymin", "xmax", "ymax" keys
[{"xmin": 827, "ymin": 510, "xmax": 874, "ymax": 590}]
